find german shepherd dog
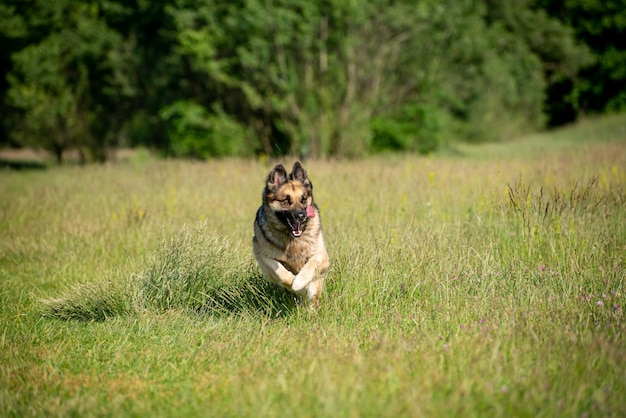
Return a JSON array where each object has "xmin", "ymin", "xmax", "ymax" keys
[{"xmin": 253, "ymin": 161, "xmax": 329, "ymax": 307}]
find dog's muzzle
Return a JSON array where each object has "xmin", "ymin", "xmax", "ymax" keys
[
  {"xmin": 277, "ymin": 210, "xmax": 307, "ymax": 237},
  {"xmin": 278, "ymin": 207, "xmax": 315, "ymax": 237}
]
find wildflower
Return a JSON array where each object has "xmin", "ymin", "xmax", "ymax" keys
[
  {"xmin": 501, "ymin": 385, "xmax": 508, "ymax": 394},
  {"xmin": 460, "ymin": 324, "xmax": 465, "ymax": 329},
  {"xmin": 540, "ymin": 266, "xmax": 546, "ymax": 271},
  {"xmin": 596, "ymin": 300, "xmax": 604, "ymax": 306}
]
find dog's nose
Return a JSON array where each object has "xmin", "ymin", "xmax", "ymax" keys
[{"xmin": 296, "ymin": 210, "xmax": 306, "ymax": 220}]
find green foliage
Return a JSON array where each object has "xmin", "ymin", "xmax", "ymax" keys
[
  {"xmin": 160, "ymin": 102, "xmax": 252, "ymax": 158},
  {"xmin": 0, "ymin": 0, "xmax": 614, "ymax": 159},
  {"xmin": 371, "ymin": 104, "xmax": 449, "ymax": 154},
  {"xmin": 538, "ymin": 0, "xmax": 626, "ymax": 123},
  {"xmin": 4, "ymin": 0, "xmax": 137, "ymax": 162}
]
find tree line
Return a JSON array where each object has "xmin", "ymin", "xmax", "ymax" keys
[{"xmin": 1, "ymin": 0, "xmax": 624, "ymax": 162}]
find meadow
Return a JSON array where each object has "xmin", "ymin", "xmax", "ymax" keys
[{"xmin": 1, "ymin": 114, "xmax": 625, "ymax": 417}]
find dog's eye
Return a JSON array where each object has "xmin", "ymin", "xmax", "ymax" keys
[
  {"xmin": 301, "ymin": 196, "xmax": 307, "ymax": 204},
  {"xmin": 281, "ymin": 196, "xmax": 291, "ymax": 206}
]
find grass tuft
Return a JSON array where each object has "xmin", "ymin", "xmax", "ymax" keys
[
  {"xmin": 506, "ymin": 175, "xmax": 615, "ymax": 225},
  {"xmin": 136, "ymin": 224, "xmax": 240, "ymax": 313},
  {"xmin": 41, "ymin": 223, "xmax": 298, "ymax": 321},
  {"xmin": 40, "ymin": 278, "xmax": 134, "ymax": 322},
  {"xmin": 199, "ymin": 268, "xmax": 299, "ymax": 318},
  {"xmin": 137, "ymin": 223, "xmax": 298, "ymax": 317}
]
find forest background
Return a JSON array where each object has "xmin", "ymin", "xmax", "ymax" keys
[{"xmin": 1, "ymin": 0, "xmax": 625, "ymax": 162}]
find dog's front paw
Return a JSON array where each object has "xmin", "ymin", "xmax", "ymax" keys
[{"xmin": 291, "ymin": 273, "xmax": 312, "ymax": 292}]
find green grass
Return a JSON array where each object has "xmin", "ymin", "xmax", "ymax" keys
[{"xmin": 1, "ymin": 114, "xmax": 625, "ymax": 417}]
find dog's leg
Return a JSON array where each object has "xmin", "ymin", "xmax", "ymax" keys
[
  {"xmin": 292, "ymin": 251, "xmax": 329, "ymax": 292},
  {"xmin": 306, "ymin": 279, "xmax": 324, "ymax": 308},
  {"xmin": 255, "ymin": 255, "xmax": 299, "ymax": 289}
]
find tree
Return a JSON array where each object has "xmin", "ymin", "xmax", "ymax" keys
[
  {"xmin": 167, "ymin": 0, "xmax": 580, "ymax": 155},
  {"xmin": 538, "ymin": 0, "xmax": 626, "ymax": 124},
  {"xmin": 1, "ymin": 0, "xmax": 609, "ymax": 160},
  {"xmin": 5, "ymin": 0, "xmax": 137, "ymax": 162}
]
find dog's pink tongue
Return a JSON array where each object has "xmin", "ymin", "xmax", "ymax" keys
[{"xmin": 306, "ymin": 206, "xmax": 315, "ymax": 218}]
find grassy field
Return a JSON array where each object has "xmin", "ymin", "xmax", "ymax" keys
[{"xmin": 1, "ymin": 114, "xmax": 625, "ymax": 417}]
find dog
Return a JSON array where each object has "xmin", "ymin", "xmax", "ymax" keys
[{"xmin": 253, "ymin": 161, "xmax": 329, "ymax": 307}]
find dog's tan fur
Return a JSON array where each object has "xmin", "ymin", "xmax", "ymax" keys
[{"xmin": 253, "ymin": 161, "xmax": 329, "ymax": 306}]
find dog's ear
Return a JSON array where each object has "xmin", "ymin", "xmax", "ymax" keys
[
  {"xmin": 267, "ymin": 164, "xmax": 288, "ymax": 191},
  {"xmin": 290, "ymin": 161, "xmax": 313, "ymax": 191}
]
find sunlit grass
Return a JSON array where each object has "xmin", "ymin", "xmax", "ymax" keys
[{"xmin": 1, "ymin": 115, "xmax": 625, "ymax": 417}]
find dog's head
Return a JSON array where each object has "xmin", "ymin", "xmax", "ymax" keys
[{"xmin": 264, "ymin": 161, "xmax": 316, "ymax": 238}]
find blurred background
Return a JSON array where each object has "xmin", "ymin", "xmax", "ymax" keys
[{"xmin": 1, "ymin": 0, "xmax": 624, "ymax": 163}]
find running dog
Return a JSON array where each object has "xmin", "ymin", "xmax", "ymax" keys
[{"xmin": 253, "ymin": 161, "xmax": 329, "ymax": 307}]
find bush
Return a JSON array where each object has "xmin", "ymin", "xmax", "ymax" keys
[
  {"xmin": 160, "ymin": 101, "xmax": 252, "ymax": 159},
  {"xmin": 370, "ymin": 104, "xmax": 449, "ymax": 154}
]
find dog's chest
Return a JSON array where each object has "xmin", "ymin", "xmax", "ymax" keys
[{"xmin": 279, "ymin": 237, "xmax": 317, "ymax": 274}]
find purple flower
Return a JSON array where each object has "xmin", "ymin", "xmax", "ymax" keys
[
  {"xmin": 540, "ymin": 266, "xmax": 546, "ymax": 271},
  {"xmin": 596, "ymin": 300, "xmax": 604, "ymax": 306}
]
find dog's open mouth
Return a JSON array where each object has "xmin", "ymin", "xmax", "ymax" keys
[
  {"xmin": 285, "ymin": 211, "xmax": 306, "ymax": 237},
  {"xmin": 278, "ymin": 208, "xmax": 314, "ymax": 238},
  {"xmin": 290, "ymin": 220, "xmax": 303, "ymax": 237}
]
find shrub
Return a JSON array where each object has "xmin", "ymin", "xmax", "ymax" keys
[
  {"xmin": 160, "ymin": 102, "xmax": 252, "ymax": 159},
  {"xmin": 370, "ymin": 104, "xmax": 449, "ymax": 154}
]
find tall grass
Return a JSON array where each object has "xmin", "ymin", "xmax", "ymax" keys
[
  {"xmin": 1, "ymin": 115, "xmax": 625, "ymax": 417},
  {"xmin": 136, "ymin": 224, "xmax": 298, "ymax": 317},
  {"xmin": 40, "ymin": 224, "xmax": 299, "ymax": 320}
]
